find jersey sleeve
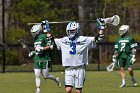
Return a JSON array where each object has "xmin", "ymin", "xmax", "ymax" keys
[
  {"xmin": 114, "ymin": 38, "xmax": 120, "ymax": 50},
  {"xmin": 114, "ymin": 41, "xmax": 119, "ymax": 49},
  {"xmin": 34, "ymin": 34, "xmax": 46, "ymax": 47},
  {"xmin": 87, "ymin": 37, "xmax": 97, "ymax": 48},
  {"xmin": 54, "ymin": 38, "xmax": 61, "ymax": 50},
  {"xmin": 41, "ymin": 34, "xmax": 48, "ymax": 47},
  {"xmin": 130, "ymin": 37, "xmax": 138, "ymax": 48}
]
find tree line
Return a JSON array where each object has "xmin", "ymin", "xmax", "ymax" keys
[{"xmin": 0, "ymin": 0, "xmax": 140, "ymax": 65}]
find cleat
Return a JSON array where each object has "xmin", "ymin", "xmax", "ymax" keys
[
  {"xmin": 36, "ymin": 90, "xmax": 40, "ymax": 93},
  {"xmin": 131, "ymin": 78, "xmax": 138, "ymax": 87},
  {"xmin": 35, "ymin": 88, "xmax": 40, "ymax": 93},
  {"xmin": 133, "ymin": 83, "xmax": 138, "ymax": 87},
  {"xmin": 36, "ymin": 91, "xmax": 40, "ymax": 93},
  {"xmin": 56, "ymin": 77, "xmax": 61, "ymax": 88},
  {"xmin": 119, "ymin": 84, "xmax": 126, "ymax": 88}
]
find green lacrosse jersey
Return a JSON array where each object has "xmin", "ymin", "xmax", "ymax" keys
[
  {"xmin": 114, "ymin": 35, "xmax": 138, "ymax": 58},
  {"xmin": 34, "ymin": 33, "xmax": 51, "ymax": 62}
]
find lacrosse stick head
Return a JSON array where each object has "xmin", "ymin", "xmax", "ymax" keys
[
  {"xmin": 106, "ymin": 66, "xmax": 114, "ymax": 72},
  {"xmin": 18, "ymin": 39, "xmax": 27, "ymax": 48},
  {"xmin": 105, "ymin": 15, "xmax": 120, "ymax": 26},
  {"xmin": 18, "ymin": 39, "xmax": 31, "ymax": 53},
  {"xmin": 106, "ymin": 62, "xmax": 115, "ymax": 72}
]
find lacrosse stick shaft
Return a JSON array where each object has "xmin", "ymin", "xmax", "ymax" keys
[
  {"xmin": 27, "ymin": 15, "xmax": 120, "ymax": 26},
  {"xmin": 27, "ymin": 20, "xmax": 97, "ymax": 25}
]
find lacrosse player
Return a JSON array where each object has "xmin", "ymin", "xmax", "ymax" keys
[
  {"xmin": 29, "ymin": 24, "xmax": 61, "ymax": 93},
  {"xmin": 112, "ymin": 25, "xmax": 138, "ymax": 87},
  {"xmin": 54, "ymin": 21, "xmax": 105, "ymax": 93},
  {"xmin": 41, "ymin": 20, "xmax": 54, "ymax": 69}
]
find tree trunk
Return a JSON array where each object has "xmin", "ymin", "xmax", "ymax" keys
[
  {"xmin": 0, "ymin": 0, "xmax": 2, "ymax": 44},
  {"xmin": 78, "ymin": 0, "xmax": 85, "ymax": 35}
]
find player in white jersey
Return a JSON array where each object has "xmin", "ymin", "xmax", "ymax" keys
[{"xmin": 54, "ymin": 21, "xmax": 105, "ymax": 93}]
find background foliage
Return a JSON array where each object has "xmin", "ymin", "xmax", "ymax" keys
[{"xmin": 0, "ymin": 0, "xmax": 140, "ymax": 70}]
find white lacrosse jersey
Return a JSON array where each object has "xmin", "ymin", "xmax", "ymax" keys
[{"xmin": 54, "ymin": 36, "xmax": 96, "ymax": 66}]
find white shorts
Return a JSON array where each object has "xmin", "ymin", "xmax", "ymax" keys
[{"xmin": 65, "ymin": 68, "xmax": 86, "ymax": 88}]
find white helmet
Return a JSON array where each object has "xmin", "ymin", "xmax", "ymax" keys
[
  {"xmin": 66, "ymin": 21, "xmax": 80, "ymax": 40},
  {"xmin": 119, "ymin": 25, "xmax": 129, "ymax": 36},
  {"xmin": 30, "ymin": 24, "xmax": 42, "ymax": 37}
]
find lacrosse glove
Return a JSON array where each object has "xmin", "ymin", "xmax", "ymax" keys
[
  {"xmin": 95, "ymin": 30, "xmax": 104, "ymax": 42},
  {"xmin": 112, "ymin": 55, "xmax": 117, "ymax": 62},
  {"xmin": 28, "ymin": 51, "xmax": 36, "ymax": 57},
  {"xmin": 35, "ymin": 46, "xmax": 43, "ymax": 55},
  {"xmin": 97, "ymin": 18, "xmax": 106, "ymax": 30},
  {"xmin": 130, "ymin": 54, "xmax": 136, "ymax": 64},
  {"xmin": 49, "ymin": 45, "xmax": 53, "ymax": 50}
]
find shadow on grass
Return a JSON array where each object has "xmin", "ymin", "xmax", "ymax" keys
[{"xmin": 127, "ymin": 85, "xmax": 140, "ymax": 87}]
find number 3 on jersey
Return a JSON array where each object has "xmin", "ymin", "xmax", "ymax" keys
[{"xmin": 70, "ymin": 43, "xmax": 76, "ymax": 54}]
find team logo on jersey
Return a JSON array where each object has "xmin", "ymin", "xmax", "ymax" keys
[
  {"xmin": 119, "ymin": 40, "xmax": 129, "ymax": 43},
  {"xmin": 65, "ymin": 41, "xmax": 81, "ymax": 44}
]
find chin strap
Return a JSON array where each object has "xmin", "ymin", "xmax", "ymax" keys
[{"xmin": 69, "ymin": 33, "xmax": 79, "ymax": 41}]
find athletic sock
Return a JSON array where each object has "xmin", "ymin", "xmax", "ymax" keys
[{"xmin": 122, "ymin": 79, "xmax": 126, "ymax": 85}]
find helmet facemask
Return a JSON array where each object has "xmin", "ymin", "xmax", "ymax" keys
[
  {"xmin": 67, "ymin": 29, "xmax": 77, "ymax": 38},
  {"xmin": 119, "ymin": 25, "xmax": 129, "ymax": 37},
  {"xmin": 119, "ymin": 30, "xmax": 127, "ymax": 36}
]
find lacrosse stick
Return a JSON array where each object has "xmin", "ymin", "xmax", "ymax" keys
[
  {"xmin": 97, "ymin": 15, "xmax": 120, "ymax": 26},
  {"xmin": 105, "ymin": 15, "xmax": 120, "ymax": 26},
  {"xmin": 18, "ymin": 39, "xmax": 31, "ymax": 53},
  {"xmin": 106, "ymin": 62, "xmax": 116, "ymax": 72},
  {"xmin": 106, "ymin": 55, "xmax": 117, "ymax": 72},
  {"xmin": 27, "ymin": 20, "xmax": 96, "ymax": 25},
  {"xmin": 27, "ymin": 15, "xmax": 120, "ymax": 26}
]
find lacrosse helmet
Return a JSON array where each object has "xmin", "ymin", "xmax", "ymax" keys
[
  {"xmin": 30, "ymin": 24, "xmax": 42, "ymax": 37},
  {"xmin": 41, "ymin": 20, "xmax": 50, "ymax": 33},
  {"xmin": 119, "ymin": 25, "xmax": 129, "ymax": 36},
  {"xmin": 66, "ymin": 21, "xmax": 80, "ymax": 40}
]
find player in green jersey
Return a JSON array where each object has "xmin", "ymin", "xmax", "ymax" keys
[
  {"xmin": 113, "ymin": 25, "xmax": 138, "ymax": 87},
  {"xmin": 41, "ymin": 20, "xmax": 55, "ymax": 70},
  {"xmin": 29, "ymin": 24, "xmax": 61, "ymax": 93}
]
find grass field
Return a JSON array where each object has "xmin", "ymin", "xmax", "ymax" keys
[{"xmin": 0, "ymin": 71, "xmax": 140, "ymax": 93}]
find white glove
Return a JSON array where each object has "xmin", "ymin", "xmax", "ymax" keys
[
  {"xmin": 49, "ymin": 45, "xmax": 53, "ymax": 50},
  {"xmin": 98, "ymin": 30, "xmax": 104, "ymax": 41},
  {"xmin": 28, "ymin": 51, "xmax": 35, "ymax": 57},
  {"xmin": 130, "ymin": 55, "xmax": 136, "ymax": 64},
  {"xmin": 35, "ymin": 46, "xmax": 43, "ymax": 55},
  {"xmin": 112, "ymin": 55, "xmax": 117, "ymax": 62}
]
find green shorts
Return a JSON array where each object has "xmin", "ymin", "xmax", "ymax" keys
[
  {"xmin": 117, "ymin": 56, "xmax": 132, "ymax": 68},
  {"xmin": 34, "ymin": 61, "xmax": 48, "ymax": 69}
]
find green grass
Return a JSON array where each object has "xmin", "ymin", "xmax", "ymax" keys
[
  {"xmin": 1, "ymin": 62, "xmax": 140, "ymax": 72},
  {"xmin": 0, "ymin": 71, "xmax": 140, "ymax": 93}
]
